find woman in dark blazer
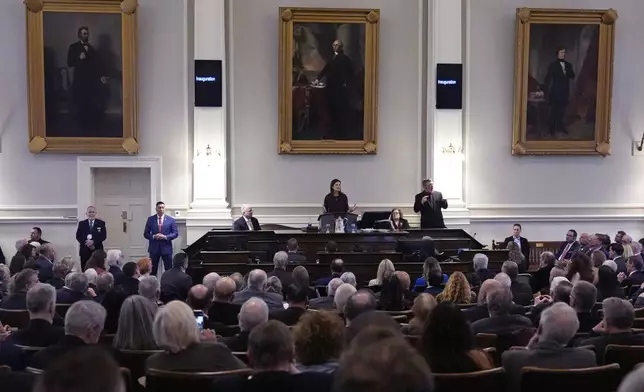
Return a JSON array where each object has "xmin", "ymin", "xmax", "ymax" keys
[
  {"xmin": 323, "ymin": 179, "xmax": 355, "ymax": 214},
  {"xmin": 389, "ymin": 208, "xmax": 410, "ymax": 231}
]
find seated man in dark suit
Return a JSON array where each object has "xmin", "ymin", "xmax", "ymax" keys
[
  {"xmin": 232, "ymin": 205, "xmax": 261, "ymax": 231},
  {"xmin": 1, "ymin": 269, "xmax": 39, "ymax": 310},
  {"xmin": 35, "ymin": 244, "xmax": 55, "ymax": 283},
  {"xmin": 10, "ymin": 283, "xmax": 63, "ymax": 347},
  {"xmin": 619, "ymin": 255, "xmax": 644, "ymax": 288},
  {"xmin": 270, "ymin": 285, "xmax": 307, "ymax": 326},
  {"xmin": 579, "ymin": 297, "xmax": 644, "ymax": 363},
  {"xmin": 502, "ymin": 261, "xmax": 533, "ymax": 306},
  {"xmin": 467, "ymin": 253, "xmax": 496, "ymax": 288},
  {"xmin": 286, "ymin": 238, "xmax": 307, "ymax": 264},
  {"xmin": 344, "ymin": 290, "xmax": 378, "ymax": 326},
  {"xmin": 30, "ymin": 300, "xmax": 107, "ymax": 370},
  {"xmin": 464, "ymin": 279, "xmax": 527, "ymax": 323},
  {"xmin": 471, "ymin": 287, "xmax": 533, "ymax": 334},
  {"xmin": 56, "ymin": 273, "xmax": 93, "ymax": 305},
  {"xmin": 570, "ymin": 280, "xmax": 600, "ymax": 333},
  {"xmin": 232, "ymin": 269, "xmax": 284, "ymax": 309},
  {"xmin": 502, "ymin": 223, "xmax": 531, "ymax": 267},
  {"xmin": 160, "ymin": 253, "xmax": 193, "ymax": 303},
  {"xmin": 207, "ymin": 277, "xmax": 242, "ymax": 326},
  {"xmin": 502, "ymin": 302, "xmax": 596, "ymax": 390},
  {"xmin": 610, "ymin": 243, "xmax": 627, "ymax": 274},
  {"xmin": 314, "ymin": 258, "xmax": 343, "ymax": 287},
  {"xmin": 114, "ymin": 262, "xmax": 140, "ymax": 298},
  {"xmin": 267, "ymin": 251, "xmax": 293, "ymax": 289},
  {"xmin": 309, "ymin": 278, "xmax": 343, "ymax": 310},
  {"xmin": 221, "ymin": 297, "xmax": 269, "ymax": 352},
  {"xmin": 555, "ymin": 229, "xmax": 581, "ymax": 261}
]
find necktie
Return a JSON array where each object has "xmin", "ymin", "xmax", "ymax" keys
[
  {"xmin": 158, "ymin": 216, "xmax": 163, "ymax": 234},
  {"xmin": 559, "ymin": 243, "xmax": 572, "ymax": 260},
  {"xmin": 247, "ymin": 219, "xmax": 253, "ymax": 231},
  {"xmin": 89, "ymin": 220, "xmax": 93, "ymax": 231}
]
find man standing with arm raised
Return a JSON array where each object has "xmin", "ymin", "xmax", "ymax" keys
[
  {"xmin": 413, "ymin": 179, "xmax": 448, "ymax": 229},
  {"xmin": 144, "ymin": 201, "xmax": 178, "ymax": 276}
]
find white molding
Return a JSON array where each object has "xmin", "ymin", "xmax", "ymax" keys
[
  {"xmin": 0, "ymin": 217, "xmax": 77, "ymax": 224},
  {"xmin": 468, "ymin": 203, "xmax": 644, "ymax": 210},
  {"xmin": 0, "ymin": 205, "xmax": 77, "ymax": 211},
  {"xmin": 471, "ymin": 215, "xmax": 644, "ymax": 223}
]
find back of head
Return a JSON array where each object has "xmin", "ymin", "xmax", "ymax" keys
[
  {"xmin": 273, "ymin": 251, "xmax": 288, "ymax": 269},
  {"xmin": 138, "ymin": 275, "xmax": 159, "ymax": 300},
  {"xmin": 617, "ymin": 361, "xmax": 644, "ymax": 392},
  {"xmin": 597, "ymin": 265, "xmax": 617, "ymax": 287},
  {"xmin": 334, "ymin": 283, "xmax": 357, "ymax": 312},
  {"xmin": 394, "ymin": 270, "xmax": 411, "ymax": 291},
  {"xmin": 378, "ymin": 275, "xmax": 404, "ymax": 311},
  {"xmin": 248, "ymin": 320, "xmax": 294, "ymax": 371},
  {"xmin": 326, "ymin": 241, "xmax": 338, "ymax": 253},
  {"xmin": 68, "ymin": 272, "xmax": 89, "ymax": 293},
  {"xmin": 293, "ymin": 310, "xmax": 344, "ymax": 366},
  {"xmin": 214, "ymin": 276, "xmax": 236, "ymax": 301},
  {"xmin": 264, "ymin": 276, "xmax": 282, "ymax": 294},
  {"xmin": 571, "ymin": 280, "xmax": 597, "ymax": 312},
  {"xmin": 34, "ymin": 346, "xmax": 124, "ymax": 392},
  {"xmin": 552, "ymin": 280, "xmax": 573, "ymax": 303},
  {"xmin": 335, "ymin": 337, "xmax": 434, "ymax": 392},
  {"xmin": 346, "ymin": 311, "xmax": 401, "ymax": 344},
  {"xmin": 486, "ymin": 288, "xmax": 512, "ymax": 316},
  {"xmin": 331, "ymin": 258, "xmax": 344, "ymax": 273},
  {"xmin": 601, "ymin": 260, "xmax": 618, "ymax": 274},
  {"xmin": 539, "ymin": 302, "xmax": 579, "ymax": 345},
  {"xmin": 420, "ymin": 302, "xmax": 473, "ymax": 365},
  {"xmin": 477, "ymin": 279, "xmax": 502, "ymax": 306},
  {"xmin": 473, "ymin": 253, "xmax": 489, "ymax": 271},
  {"xmin": 27, "ymin": 283, "xmax": 56, "ymax": 315},
  {"xmin": 122, "ymin": 262, "xmax": 138, "ymax": 278},
  {"xmin": 202, "ymin": 272, "xmax": 220, "ymax": 292},
  {"xmin": 53, "ymin": 259, "xmax": 71, "ymax": 279},
  {"xmin": 292, "ymin": 265, "xmax": 310, "ymax": 288},
  {"xmin": 172, "ymin": 253, "xmax": 188, "ymax": 269},
  {"xmin": 603, "ymin": 297, "xmax": 634, "ymax": 330},
  {"xmin": 286, "ymin": 238, "xmax": 298, "ymax": 252},
  {"xmin": 87, "ymin": 250, "xmax": 107, "ymax": 271},
  {"xmin": 502, "ymin": 260, "xmax": 519, "ymax": 280},
  {"xmin": 540, "ymin": 251, "xmax": 556, "ymax": 267},
  {"xmin": 630, "ymin": 254, "xmax": 644, "ymax": 271},
  {"xmin": 376, "ymin": 259, "xmax": 395, "ymax": 284},
  {"xmin": 114, "ymin": 295, "xmax": 158, "ymax": 350},
  {"xmin": 286, "ymin": 284, "xmax": 308, "ymax": 305},
  {"xmin": 340, "ymin": 272, "xmax": 356, "ymax": 287},
  {"xmin": 493, "ymin": 272, "xmax": 511, "ymax": 289},
  {"xmin": 11, "ymin": 268, "xmax": 37, "ymax": 294},
  {"xmin": 84, "ymin": 268, "xmax": 98, "ymax": 286},
  {"xmin": 65, "ymin": 300, "xmax": 107, "ymax": 343},
  {"xmin": 239, "ymin": 297, "xmax": 269, "ymax": 331},
  {"xmin": 187, "ymin": 284, "xmax": 210, "ymax": 310},
  {"xmin": 97, "ymin": 272, "xmax": 114, "ymax": 293},
  {"xmin": 345, "ymin": 290, "xmax": 378, "ymax": 322},
  {"xmin": 153, "ymin": 300, "xmax": 200, "ymax": 353},
  {"xmin": 9, "ymin": 255, "xmax": 26, "ymax": 276},
  {"xmin": 327, "ymin": 277, "xmax": 343, "ymax": 296},
  {"xmin": 106, "ymin": 249, "xmax": 121, "ymax": 268},
  {"xmin": 247, "ymin": 269, "xmax": 268, "ymax": 290}
]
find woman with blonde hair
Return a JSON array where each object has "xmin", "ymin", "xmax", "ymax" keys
[
  {"xmin": 507, "ymin": 241, "xmax": 527, "ymax": 273},
  {"xmin": 436, "ymin": 272, "xmax": 473, "ymax": 304},
  {"xmin": 404, "ymin": 293, "xmax": 437, "ymax": 336},
  {"xmin": 368, "ymin": 258, "xmax": 395, "ymax": 287}
]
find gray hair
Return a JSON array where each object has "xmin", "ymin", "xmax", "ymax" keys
[
  {"xmin": 273, "ymin": 251, "xmax": 288, "ymax": 269},
  {"xmin": 241, "ymin": 204, "xmax": 252, "ymax": 214},
  {"xmin": 477, "ymin": 279, "xmax": 503, "ymax": 306},
  {"xmin": 328, "ymin": 278, "xmax": 343, "ymax": 296},
  {"xmin": 494, "ymin": 272, "xmax": 511, "ymax": 288},
  {"xmin": 539, "ymin": 302, "xmax": 579, "ymax": 346},
  {"xmin": 138, "ymin": 276, "xmax": 160, "ymax": 301},
  {"xmin": 153, "ymin": 300, "xmax": 200, "ymax": 353},
  {"xmin": 84, "ymin": 268, "xmax": 98, "ymax": 286},
  {"xmin": 603, "ymin": 297, "xmax": 634, "ymax": 330},
  {"xmin": 68, "ymin": 272, "xmax": 89, "ymax": 294},
  {"xmin": 486, "ymin": 288, "xmax": 513, "ymax": 316},
  {"xmin": 550, "ymin": 276, "xmax": 569, "ymax": 293},
  {"xmin": 53, "ymin": 258, "xmax": 72, "ymax": 278},
  {"xmin": 0, "ymin": 265, "xmax": 10, "ymax": 287},
  {"xmin": 264, "ymin": 276, "xmax": 282, "ymax": 294},
  {"xmin": 340, "ymin": 272, "xmax": 357, "ymax": 287},
  {"xmin": 334, "ymin": 283, "xmax": 357, "ymax": 312},
  {"xmin": 633, "ymin": 242, "xmax": 643, "ymax": 255},
  {"xmin": 247, "ymin": 269, "xmax": 268, "ymax": 290},
  {"xmin": 113, "ymin": 295, "xmax": 158, "ymax": 350},
  {"xmin": 292, "ymin": 266, "xmax": 310, "ymax": 288},
  {"xmin": 96, "ymin": 272, "xmax": 114, "ymax": 293},
  {"xmin": 540, "ymin": 251, "xmax": 556, "ymax": 267},
  {"xmin": 202, "ymin": 272, "xmax": 220, "ymax": 292},
  {"xmin": 65, "ymin": 300, "xmax": 107, "ymax": 341},
  {"xmin": 571, "ymin": 281, "xmax": 597, "ymax": 312},
  {"xmin": 106, "ymin": 249, "xmax": 122, "ymax": 267},
  {"xmin": 239, "ymin": 297, "xmax": 269, "ymax": 331},
  {"xmin": 15, "ymin": 239, "xmax": 28, "ymax": 252},
  {"xmin": 618, "ymin": 363, "xmax": 644, "ymax": 392},
  {"xmin": 501, "ymin": 260, "xmax": 519, "ymax": 280},
  {"xmin": 473, "ymin": 253, "xmax": 489, "ymax": 271},
  {"xmin": 26, "ymin": 283, "xmax": 56, "ymax": 314},
  {"xmin": 602, "ymin": 260, "xmax": 618, "ymax": 273}
]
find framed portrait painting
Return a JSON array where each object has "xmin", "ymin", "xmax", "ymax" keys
[
  {"xmin": 512, "ymin": 8, "xmax": 617, "ymax": 156},
  {"xmin": 25, "ymin": 0, "xmax": 138, "ymax": 154},
  {"xmin": 278, "ymin": 7, "xmax": 380, "ymax": 154}
]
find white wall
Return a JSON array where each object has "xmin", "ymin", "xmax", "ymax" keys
[{"xmin": 229, "ymin": 0, "xmax": 422, "ymax": 210}]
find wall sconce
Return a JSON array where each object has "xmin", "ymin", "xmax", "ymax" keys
[
  {"xmin": 193, "ymin": 144, "xmax": 224, "ymax": 167},
  {"xmin": 442, "ymin": 143, "xmax": 464, "ymax": 160}
]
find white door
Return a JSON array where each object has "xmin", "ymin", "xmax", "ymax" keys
[{"xmin": 93, "ymin": 168, "xmax": 151, "ymax": 262}]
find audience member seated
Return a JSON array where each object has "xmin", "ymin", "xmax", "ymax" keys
[
  {"xmin": 368, "ymin": 259, "xmax": 395, "ymax": 288},
  {"xmin": 571, "ymin": 280, "xmax": 600, "ymax": 333},
  {"xmin": 595, "ymin": 265, "xmax": 625, "ymax": 301},
  {"xmin": 464, "ymin": 279, "xmax": 526, "ymax": 323},
  {"xmin": 591, "ymin": 250, "xmax": 607, "ymax": 269},
  {"xmin": 309, "ymin": 278, "xmax": 342, "ymax": 310},
  {"xmin": 93, "ymin": 272, "xmax": 114, "ymax": 305},
  {"xmin": 0, "ymin": 264, "xmax": 9, "ymax": 300},
  {"xmin": 436, "ymin": 271, "xmax": 473, "ymax": 304},
  {"xmin": 531, "ymin": 277, "xmax": 572, "ymax": 326},
  {"xmin": 567, "ymin": 253, "xmax": 595, "ymax": 284},
  {"xmin": 334, "ymin": 283, "xmax": 357, "ymax": 314},
  {"xmin": 160, "ymin": 253, "xmax": 193, "ymax": 303},
  {"xmin": 9, "ymin": 255, "xmax": 26, "ymax": 277},
  {"xmin": 30, "ymin": 300, "xmax": 107, "ymax": 370},
  {"xmin": 47, "ymin": 259, "xmax": 71, "ymax": 290},
  {"xmin": 19, "ymin": 243, "xmax": 36, "ymax": 264},
  {"xmin": 221, "ymin": 297, "xmax": 269, "ymax": 352},
  {"xmin": 471, "ymin": 287, "xmax": 533, "ymax": 334},
  {"xmin": 579, "ymin": 298, "xmax": 644, "ymax": 363},
  {"xmin": 233, "ymin": 269, "xmax": 284, "ymax": 309},
  {"xmin": 468, "ymin": 253, "xmax": 495, "ymax": 288},
  {"xmin": 502, "ymin": 260, "xmax": 533, "ymax": 306},
  {"xmin": 619, "ymin": 254, "xmax": 644, "ymax": 288},
  {"xmin": 84, "ymin": 268, "xmax": 98, "ymax": 290},
  {"xmin": 339, "ymin": 272, "xmax": 356, "ymax": 287},
  {"xmin": 9, "ymin": 283, "xmax": 63, "ymax": 347},
  {"xmin": 507, "ymin": 241, "xmax": 527, "ymax": 273},
  {"xmin": 137, "ymin": 257, "xmax": 152, "ymax": 279},
  {"xmin": 420, "ymin": 301, "xmax": 493, "ymax": 373},
  {"xmin": 146, "ymin": 300, "xmax": 245, "ymax": 371},
  {"xmin": 56, "ymin": 272, "xmax": 92, "ymax": 304},
  {"xmin": 345, "ymin": 290, "xmax": 378, "ymax": 326},
  {"xmin": 414, "ymin": 257, "xmax": 446, "ymax": 295},
  {"xmin": 270, "ymin": 285, "xmax": 307, "ymax": 326},
  {"xmin": 286, "ymin": 238, "xmax": 307, "ymax": 263},
  {"xmin": 265, "ymin": 276, "xmax": 283, "ymax": 295},
  {"xmin": 314, "ymin": 258, "xmax": 343, "ymax": 286},
  {"xmin": 618, "ymin": 364, "xmax": 644, "ymax": 392},
  {"xmin": 35, "ymin": 244, "xmax": 55, "ymax": 283},
  {"xmin": 106, "ymin": 250, "xmax": 125, "ymax": 286},
  {"xmin": 202, "ymin": 272, "xmax": 220, "ymax": 295},
  {"xmin": 207, "ymin": 277, "xmax": 241, "ymax": 325},
  {"xmin": 215, "ymin": 320, "xmax": 333, "ymax": 392},
  {"xmin": 294, "ymin": 310, "xmax": 343, "ymax": 374},
  {"xmin": 268, "ymin": 251, "xmax": 292, "ymax": 289},
  {"xmin": 378, "ymin": 274, "xmax": 406, "ymax": 311},
  {"xmin": 84, "ymin": 250, "xmax": 106, "ymax": 276},
  {"xmin": 291, "ymin": 265, "xmax": 318, "ymax": 300},
  {"xmin": 114, "ymin": 262, "xmax": 140, "ymax": 298},
  {"xmin": 1, "ymin": 269, "xmax": 39, "ymax": 309},
  {"xmin": 501, "ymin": 303, "xmax": 596, "ymax": 390},
  {"xmin": 610, "ymin": 243, "xmax": 627, "ymax": 274},
  {"xmin": 113, "ymin": 295, "xmax": 158, "ymax": 351},
  {"xmin": 403, "ymin": 293, "xmax": 437, "ymax": 336},
  {"xmin": 138, "ymin": 275, "xmax": 161, "ymax": 306},
  {"xmin": 345, "ymin": 311, "xmax": 402, "ymax": 344},
  {"xmin": 394, "ymin": 270, "xmax": 415, "ymax": 305},
  {"xmin": 531, "ymin": 251, "xmax": 556, "ymax": 294},
  {"xmin": 187, "ymin": 284, "xmax": 211, "ymax": 314}
]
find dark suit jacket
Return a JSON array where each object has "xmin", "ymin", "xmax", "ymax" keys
[
  {"xmin": 308, "ymin": 295, "xmax": 335, "ymax": 310},
  {"xmin": 160, "ymin": 267, "xmax": 193, "ymax": 302},
  {"xmin": 314, "ymin": 273, "xmax": 342, "ymax": 287},
  {"xmin": 622, "ymin": 270, "xmax": 644, "ymax": 288},
  {"xmin": 108, "ymin": 265, "xmax": 125, "ymax": 286},
  {"xmin": 468, "ymin": 269, "xmax": 496, "ymax": 288},
  {"xmin": 220, "ymin": 331, "xmax": 251, "ymax": 352},
  {"xmin": 544, "ymin": 59, "xmax": 575, "ymax": 102},
  {"xmin": 1, "ymin": 293, "xmax": 27, "ymax": 310},
  {"xmin": 232, "ymin": 289, "xmax": 283, "ymax": 309},
  {"xmin": 614, "ymin": 256, "xmax": 627, "ymax": 274},
  {"xmin": 75, "ymin": 219, "xmax": 107, "ymax": 257},
  {"xmin": 267, "ymin": 268, "xmax": 293, "ymax": 289},
  {"xmin": 207, "ymin": 301, "xmax": 241, "ymax": 326},
  {"xmin": 101, "ymin": 289, "xmax": 125, "ymax": 334},
  {"xmin": 0, "ymin": 340, "xmax": 28, "ymax": 370},
  {"xmin": 577, "ymin": 311, "xmax": 600, "ymax": 333},
  {"xmin": 511, "ymin": 280, "xmax": 534, "ymax": 306},
  {"xmin": 531, "ymin": 266, "xmax": 553, "ymax": 294},
  {"xmin": 471, "ymin": 314, "xmax": 533, "ymax": 335},
  {"xmin": 596, "ymin": 286, "xmax": 625, "ymax": 302},
  {"xmin": 35, "ymin": 257, "xmax": 53, "ymax": 282},
  {"xmin": 287, "ymin": 252, "xmax": 307, "ymax": 264},
  {"xmin": 9, "ymin": 319, "xmax": 64, "ymax": 347},
  {"xmin": 502, "ymin": 341, "xmax": 595, "ymax": 390},
  {"xmin": 555, "ymin": 241, "xmax": 581, "ymax": 260},
  {"xmin": 463, "ymin": 304, "xmax": 526, "ymax": 323},
  {"xmin": 0, "ymin": 246, "xmax": 5, "ymax": 264},
  {"xmin": 391, "ymin": 218, "xmax": 410, "ymax": 231},
  {"xmin": 29, "ymin": 335, "xmax": 87, "ymax": 370},
  {"xmin": 232, "ymin": 216, "xmax": 261, "ymax": 231},
  {"xmin": 143, "ymin": 215, "xmax": 178, "ymax": 256},
  {"xmin": 115, "ymin": 277, "xmax": 140, "ymax": 298},
  {"xmin": 580, "ymin": 331, "xmax": 644, "ymax": 364},
  {"xmin": 56, "ymin": 288, "xmax": 92, "ymax": 304},
  {"xmin": 413, "ymin": 191, "xmax": 448, "ymax": 229},
  {"xmin": 46, "ymin": 277, "xmax": 65, "ymax": 290},
  {"xmin": 146, "ymin": 343, "xmax": 246, "ymax": 372},
  {"xmin": 213, "ymin": 370, "xmax": 334, "ymax": 392},
  {"xmin": 269, "ymin": 307, "xmax": 306, "ymax": 326}
]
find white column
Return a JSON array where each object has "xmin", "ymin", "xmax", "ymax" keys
[
  {"xmin": 187, "ymin": 0, "xmax": 232, "ymax": 241},
  {"xmin": 428, "ymin": 0, "xmax": 468, "ymax": 223}
]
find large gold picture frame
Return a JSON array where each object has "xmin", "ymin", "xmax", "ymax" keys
[
  {"xmin": 26, "ymin": 0, "xmax": 138, "ymax": 154},
  {"xmin": 512, "ymin": 8, "xmax": 617, "ymax": 156},
  {"xmin": 278, "ymin": 7, "xmax": 380, "ymax": 154}
]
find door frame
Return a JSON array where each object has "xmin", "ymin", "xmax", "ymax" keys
[{"xmin": 76, "ymin": 156, "xmax": 162, "ymax": 221}]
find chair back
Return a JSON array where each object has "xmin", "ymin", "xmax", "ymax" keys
[
  {"xmin": 517, "ymin": 274, "xmax": 531, "ymax": 286},
  {"xmin": 55, "ymin": 304, "xmax": 72, "ymax": 318},
  {"xmin": 520, "ymin": 364, "xmax": 621, "ymax": 392},
  {"xmin": 456, "ymin": 303, "xmax": 476, "ymax": 310},
  {"xmin": 475, "ymin": 328, "xmax": 535, "ymax": 355},
  {"xmin": 232, "ymin": 352, "xmax": 249, "ymax": 364},
  {"xmin": 115, "ymin": 349, "xmax": 163, "ymax": 380},
  {"xmin": 146, "ymin": 368, "xmax": 253, "ymax": 392},
  {"xmin": 632, "ymin": 318, "xmax": 644, "ymax": 329},
  {"xmin": 433, "ymin": 367, "xmax": 504, "ymax": 392},
  {"xmin": 605, "ymin": 344, "xmax": 644, "ymax": 376},
  {"xmin": 0, "ymin": 309, "xmax": 30, "ymax": 329},
  {"xmin": 209, "ymin": 322, "xmax": 240, "ymax": 338}
]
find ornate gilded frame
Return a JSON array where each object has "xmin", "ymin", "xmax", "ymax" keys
[
  {"xmin": 512, "ymin": 8, "xmax": 617, "ymax": 156},
  {"xmin": 278, "ymin": 7, "xmax": 380, "ymax": 154},
  {"xmin": 25, "ymin": 0, "xmax": 138, "ymax": 154}
]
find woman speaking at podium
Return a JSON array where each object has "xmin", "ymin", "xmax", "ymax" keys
[{"xmin": 323, "ymin": 179, "xmax": 356, "ymax": 213}]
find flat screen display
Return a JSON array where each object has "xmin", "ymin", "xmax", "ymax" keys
[
  {"xmin": 195, "ymin": 60, "xmax": 223, "ymax": 107},
  {"xmin": 436, "ymin": 63, "xmax": 462, "ymax": 109}
]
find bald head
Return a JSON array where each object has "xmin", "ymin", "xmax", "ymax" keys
[
  {"xmin": 344, "ymin": 291, "xmax": 377, "ymax": 322},
  {"xmin": 215, "ymin": 277, "xmax": 236, "ymax": 302},
  {"xmin": 248, "ymin": 269, "xmax": 268, "ymax": 290},
  {"xmin": 187, "ymin": 284, "xmax": 210, "ymax": 310},
  {"xmin": 239, "ymin": 297, "xmax": 269, "ymax": 331},
  {"xmin": 394, "ymin": 271, "xmax": 410, "ymax": 291},
  {"xmin": 202, "ymin": 273, "xmax": 220, "ymax": 292},
  {"xmin": 477, "ymin": 279, "xmax": 503, "ymax": 306}
]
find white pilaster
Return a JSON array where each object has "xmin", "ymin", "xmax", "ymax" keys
[{"xmin": 187, "ymin": 0, "xmax": 232, "ymax": 241}]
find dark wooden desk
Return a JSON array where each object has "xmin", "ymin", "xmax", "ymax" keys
[{"xmin": 317, "ymin": 252, "xmax": 402, "ymax": 265}]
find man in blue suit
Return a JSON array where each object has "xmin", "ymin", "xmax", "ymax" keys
[{"xmin": 144, "ymin": 201, "xmax": 178, "ymax": 276}]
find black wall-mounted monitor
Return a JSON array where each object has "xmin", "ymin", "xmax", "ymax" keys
[
  {"xmin": 194, "ymin": 60, "xmax": 223, "ymax": 107},
  {"xmin": 436, "ymin": 63, "xmax": 462, "ymax": 109}
]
